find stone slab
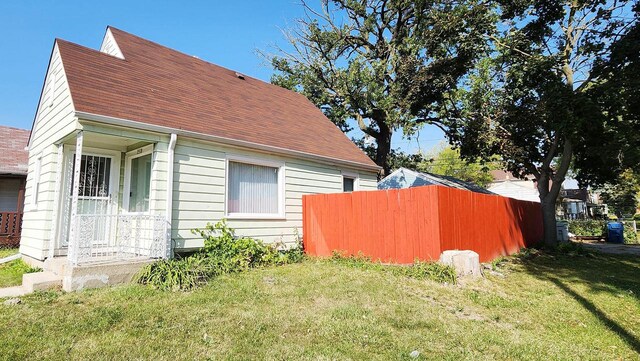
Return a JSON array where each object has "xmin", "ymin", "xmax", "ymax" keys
[{"xmin": 440, "ymin": 250, "xmax": 482, "ymax": 277}]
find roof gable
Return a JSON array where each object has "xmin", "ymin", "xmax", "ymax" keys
[
  {"xmin": 56, "ymin": 27, "xmax": 377, "ymax": 169},
  {"xmin": 378, "ymin": 168, "xmax": 493, "ymax": 194}
]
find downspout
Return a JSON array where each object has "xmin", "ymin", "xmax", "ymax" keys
[{"xmin": 165, "ymin": 133, "xmax": 177, "ymax": 258}]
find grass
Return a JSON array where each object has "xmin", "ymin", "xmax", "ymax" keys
[
  {"xmin": 0, "ymin": 247, "xmax": 19, "ymax": 259},
  {"xmin": 1, "ymin": 251, "xmax": 639, "ymax": 360},
  {"xmin": 0, "ymin": 250, "xmax": 41, "ymax": 288}
]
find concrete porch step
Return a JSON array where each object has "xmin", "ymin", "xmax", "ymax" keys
[
  {"xmin": 0, "ymin": 286, "xmax": 26, "ymax": 298},
  {"xmin": 43, "ymin": 257, "xmax": 68, "ymax": 276},
  {"xmin": 22, "ymin": 271, "xmax": 63, "ymax": 293}
]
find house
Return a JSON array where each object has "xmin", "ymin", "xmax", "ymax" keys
[
  {"xmin": 559, "ymin": 187, "xmax": 607, "ymax": 219},
  {"xmin": 378, "ymin": 167, "xmax": 493, "ymax": 194},
  {"xmin": 487, "ymin": 171, "xmax": 539, "ymax": 203},
  {"xmin": 21, "ymin": 27, "xmax": 379, "ymax": 290},
  {"xmin": 0, "ymin": 126, "xmax": 30, "ymax": 246}
]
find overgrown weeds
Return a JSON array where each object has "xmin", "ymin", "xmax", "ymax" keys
[
  {"xmin": 328, "ymin": 252, "xmax": 457, "ymax": 284},
  {"xmin": 135, "ymin": 220, "xmax": 304, "ymax": 291}
]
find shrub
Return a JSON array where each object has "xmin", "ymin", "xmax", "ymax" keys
[
  {"xmin": 134, "ymin": 256, "xmax": 209, "ymax": 291},
  {"xmin": 136, "ymin": 220, "xmax": 304, "ymax": 290},
  {"xmin": 567, "ymin": 220, "xmax": 606, "ymax": 237},
  {"xmin": 623, "ymin": 223, "xmax": 638, "ymax": 244},
  {"xmin": 633, "ymin": 214, "xmax": 640, "ymax": 221}
]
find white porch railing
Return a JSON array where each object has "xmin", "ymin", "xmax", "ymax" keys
[{"xmin": 68, "ymin": 213, "xmax": 168, "ymax": 265}]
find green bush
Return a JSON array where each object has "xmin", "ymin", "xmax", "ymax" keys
[
  {"xmin": 567, "ymin": 220, "xmax": 606, "ymax": 237},
  {"xmin": 136, "ymin": 220, "xmax": 304, "ymax": 290},
  {"xmin": 623, "ymin": 223, "xmax": 638, "ymax": 244},
  {"xmin": 134, "ymin": 256, "xmax": 210, "ymax": 291},
  {"xmin": 633, "ymin": 214, "xmax": 640, "ymax": 221}
]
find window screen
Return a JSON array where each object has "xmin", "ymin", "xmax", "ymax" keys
[
  {"xmin": 343, "ymin": 177, "xmax": 355, "ymax": 192},
  {"xmin": 228, "ymin": 161, "xmax": 279, "ymax": 214}
]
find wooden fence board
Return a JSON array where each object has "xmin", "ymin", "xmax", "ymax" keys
[{"xmin": 302, "ymin": 185, "xmax": 542, "ymax": 263}]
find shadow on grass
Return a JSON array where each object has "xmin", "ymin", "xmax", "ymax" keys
[
  {"xmin": 547, "ymin": 276, "xmax": 640, "ymax": 354},
  {"xmin": 518, "ymin": 250, "xmax": 640, "ymax": 353}
]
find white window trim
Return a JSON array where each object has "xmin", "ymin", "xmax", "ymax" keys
[
  {"xmin": 342, "ymin": 171, "xmax": 359, "ymax": 192},
  {"xmin": 48, "ymin": 71, "xmax": 57, "ymax": 108},
  {"xmin": 26, "ymin": 152, "xmax": 43, "ymax": 211},
  {"xmin": 62, "ymin": 145, "xmax": 122, "ymax": 203},
  {"xmin": 122, "ymin": 144, "xmax": 155, "ymax": 215},
  {"xmin": 224, "ymin": 155, "xmax": 285, "ymax": 220}
]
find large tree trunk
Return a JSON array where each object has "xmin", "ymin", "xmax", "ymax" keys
[
  {"xmin": 374, "ymin": 121, "xmax": 393, "ymax": 177},
  {"xmin": 536, "ymin": 139, "xmax": 573, "ymax": 246},
  {"xmin": 537, "ymin": 174, "xmax": 558, "ymax": 246}
]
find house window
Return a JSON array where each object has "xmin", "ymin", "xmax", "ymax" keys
[
  {"xmin": 342, "ymin": 173, "xmax": 358, "ymax": 192},
  {"xmin": 72, "ymin": 155, "xmax": 112, "ymax": 198},
  {"xmin": 124, "ymin": 145, "xmax": 153, "ymax": 213},
  {"xmin": 30, "ymin": 153, "xmax": 43, "ymax": 207},
  {"xmin": 0, "ymin": 179, "xmax": 21, "ymax": 212},
  {"xmin": 227, "ymin": 160, "xmax": 282, "ymax": 217},
  {"xmin": 48, "ymin": 72, "xmax": 57, "ymax": 108}
]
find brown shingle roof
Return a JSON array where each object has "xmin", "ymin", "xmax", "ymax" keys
[
  {"xmin": 57, "ymin": 27, "xmax": 378, "ymax": 170},
  {"xmin": 0, "ymin": 126, "xmax": 30, "ymax": 176}
]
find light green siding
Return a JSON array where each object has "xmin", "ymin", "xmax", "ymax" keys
[
  {"xmin": 20, "ymin": 43, "xmax": 77, "ymax": 260},
  {"xmin": 171, "ymin": 138, "xmax": 378, "ymax": 250},
  {"xmin": 20, "ymin": 44, "xmax": 378, "ymax": 260}
]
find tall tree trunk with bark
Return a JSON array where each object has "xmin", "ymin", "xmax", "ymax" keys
[
  {"xmin": 373, "ymin": 120, "xmax": 393, "ymax": 177},
  {"xmin": 536, "ymin": 139, "xmax": 573, "ymax": 246}
]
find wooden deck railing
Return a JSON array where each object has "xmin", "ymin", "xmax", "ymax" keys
[{"xmin": 0, "ymin": 212, "xmax": 22, "ymax": 247}]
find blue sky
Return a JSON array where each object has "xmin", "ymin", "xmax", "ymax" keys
[{"xmin": 0, "ymin": 0, "xmax": 444, "ymax": 153}]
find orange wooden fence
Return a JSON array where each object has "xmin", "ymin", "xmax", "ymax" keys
[{"xmin": 302, "ymin": 185, "xmax": 542, "ymax": 263}]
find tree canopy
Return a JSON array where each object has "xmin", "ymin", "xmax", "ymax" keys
[
  {"xmin": 269, "ymin": 0, "xmax": 494, "ymax": 175},
  {"xmin": 417, "ymin": 144, "xmax": 496, "ymax": 188},
  {"xmin": 445, "ymin": 0, "xmax": 639, "ymax": 244}
]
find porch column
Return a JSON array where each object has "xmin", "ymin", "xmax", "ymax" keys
[
  {"xmin": 67, "ymin": 131, "xmax": 83, "ymax": 265},
  {"xmin": 48, "ymin": 143, "xmax": 64, "ymax": 259}
]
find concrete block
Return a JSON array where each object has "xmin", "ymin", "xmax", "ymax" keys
[
  {"xmin": 44, "ymin": 257, "xmax": 68, "ymax": 276},
  {"xmin": 63, "ymin": 259, "xmax": 154, "ymax": 292},
  {"xmin": 440, "ymin": 250, "xmax": 482, "ymax": 277},
  {"xmin": 22, "ymin": 271, "xmax": 63, "ymax": 293},
  {"xmin": 0, "ymin": 286, "xmax": 26, "ymax": 299}
]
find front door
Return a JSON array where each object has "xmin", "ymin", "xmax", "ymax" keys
[{"xmin": 59, "ymin": 149, "xmax": 120, "ymax": 248}]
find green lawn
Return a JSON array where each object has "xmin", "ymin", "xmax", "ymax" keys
[
  {"xmin": 0, "ymin": 247, "xmax": 19, "ymax": 259},
  {"xmin": 1, "ymin": 251, "xmax": 639, "ymax": 360},
  {"xmin": 0, "ymin": 248, "xmax": 37, "ymax": 288}
]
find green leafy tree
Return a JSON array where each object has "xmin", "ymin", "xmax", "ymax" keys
[
  {"xmin": 417, "ymin": 144, "xmax": 496, "ymax": 188},
  {"xmin": 600, "ymin": 170, "xmax": 640, "ymax": 218},
  {"xmin": 268, "ymin": 0, "xmax": 494, "ymax": 175},
  {"xmin": 445, "ymin": 1, "xmax": 638, "ymax": 245}
]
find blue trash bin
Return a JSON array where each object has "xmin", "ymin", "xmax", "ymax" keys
[{"xmin": 607, "ymin": 222, "xmax": 624, "ymax": 244}]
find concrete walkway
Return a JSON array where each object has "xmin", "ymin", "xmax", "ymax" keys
[
  {"xmin": 0, "ymin": 286, "xmax": 26, "ymax": 298},
  {"xmin": 576, "ymin": 241, "xmax": 640, "ymax": 256}
]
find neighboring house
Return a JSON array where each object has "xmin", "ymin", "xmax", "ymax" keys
[
  {"xmin": 22, "ymin": 27, "xmax": 379, "ymax": 275},
  {"xmin": 378, "ymin": 168, "xmax": 493, "ymax": 194},
  {"xmin": 0, "ymin": 126, "xmax": 29, "ymax": 246},
  {"xmin": 559, "ymin": 187, "xmax": 607, "ymax": 219},
  {"xmin": 487, "ymin": 170, "xmax": 540, "ymax": 203}
]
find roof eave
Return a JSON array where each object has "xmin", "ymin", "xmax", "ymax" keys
[{"xmin": 75, "ymin": 111, "xmax": 381, "ymax": 172}]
